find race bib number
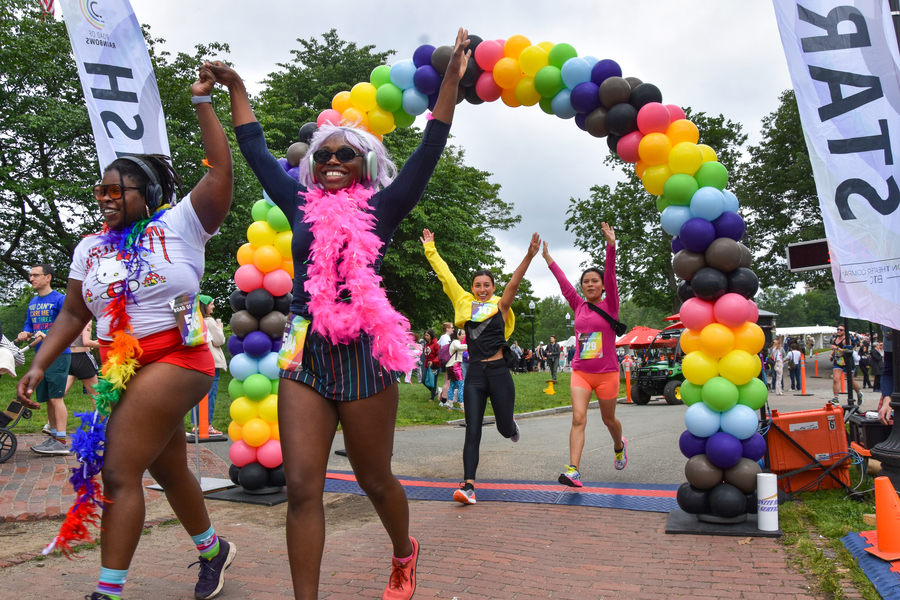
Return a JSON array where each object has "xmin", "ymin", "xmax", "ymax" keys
[
  {"xmin": 277, "ymin": 315, "xmax": 310, "ymax": 372},
  {"xmin": 471, "ymin": 301, "xmax": 498, "ymax": 323},
  {"xmin": 171, "ymin": 294, "xmax": 209, "ymax": 347},
  {"xmin": 579, "ymin": 332, "xmax": 603, "ymax": 360}
]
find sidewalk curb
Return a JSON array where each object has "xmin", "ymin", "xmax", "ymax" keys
[{"xmin": 445, "ymin": 400, "xmax": 603, "ymax": 425}]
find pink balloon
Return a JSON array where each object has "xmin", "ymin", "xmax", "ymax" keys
[
  {"xmin": 229, "ymin": 440, "xmax": 258, "ymax": 468},
  {"xmin": 666, "ymin": 104, "xmax": 686, "ymax": 121},
  {"xmin": 747, "ymin": 300, "xmax": 759, "ymax": 324},
  {"xmin": 637, "ymin": 102, "xmax": 671, "ymax": 135},
  {"xmin": 257, "ymin": 439, "xmax": 283, "ymax": 469},
  {"xmin": 474, "ymin": 40, "xmax": 504, "ymax": 71},
  {"xmin": 475, "ymin": 71, "xmax": 502, "ymax": 102},
  {"xmin": 714, "ymin": 293, "xmax": 751, "ymax": 328},
  {"xmin": 680, "ymin": 298, "xmax": 716, "ymax": 331},
  {"xmin": 264, "ymin": 269, "xmax": 293, "ymax": 296},
  {"xmin": 616, "ymin": 131, "xmax": 643, "ymax": 164},
  {"xmin": 235, "ymin": 264, "xmax": 264, "ymax": 293},
  {"xmin": 317, "ymin": 109, "xmax": 341, "ymax": 127}
]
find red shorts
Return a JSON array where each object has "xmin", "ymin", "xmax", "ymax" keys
[
  {"xmin": 99, "ymin": 328, "xmax": 214, "ymax": 376},
  {"xmin": 571, "ymin": 370, "xmax": 619, "ymax": 400}
]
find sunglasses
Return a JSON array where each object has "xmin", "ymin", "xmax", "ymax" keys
[
  {"xmin": 93, "ymin": 184, "xmax": 143, "ymax": 200},
  {"xmin": 312, "ymin": 148, "xmax": 363, "ymax": 164}
]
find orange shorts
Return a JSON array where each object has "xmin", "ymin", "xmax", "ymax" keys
[
  {"xmin": 99, "ymin": 328, "xmax": 214, "ymax": 376},
  {"xmin": 571, "ymin": 370, "xmax": 619, "ymax": 400}
]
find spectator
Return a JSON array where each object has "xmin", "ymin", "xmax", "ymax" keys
[
  {"xmin": 421, "ymin": 329, "xmax": 440, "ymax": 401},
  {"xmin": 872, "ymin": 342, "xmax": 884, "ymax": 393},
  {"xmin": 830, "ymin": 325, "xmax": 862, "ymax": 404},
  {"xmin": 190, "ymin": 296, "xmax": 226, "ymax": 435},
  {"xmin": 770, "ymin": 339, "xmax": 786, "ymax": 396},
  {"xmin": 445, "ymin": 330, "xmax": 466, "ymax": 411},
  {"xmin": 64, "ymin": 321, "xmax": 100, "ymax": 408},
  {"xmin": 859, "ymin": 342, "xmax": 872, "ymax": 389},
  {"xmin": 546, "ymin": 335, "xmax": 561, "ymax": 382},
  {"xmin": 787, "ymin": 342, "xmax": 802, "ymax": 392},
  {"xmin": 437, "ymin": 321, "xmax": 453, "ymax": 403}
]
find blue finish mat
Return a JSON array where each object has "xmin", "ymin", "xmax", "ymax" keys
[{"xmin": 841, "ymin": 532, "xmax": 900, "ymax": 599}]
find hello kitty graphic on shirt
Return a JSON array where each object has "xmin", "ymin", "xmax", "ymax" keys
[{"xmin": 94, "ymin": 255, "xmax": 141, "ymax": 300}]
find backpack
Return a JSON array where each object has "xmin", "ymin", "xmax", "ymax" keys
[
  {"xmin": 438, "ymin": 343, "xmax": 451, "ymax": 367},
  {"xmin": 787, "ymin": 352, "xmax": 797, "ymax": 372}
]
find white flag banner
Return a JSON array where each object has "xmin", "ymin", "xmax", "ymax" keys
[
  {"xmin": 58, "ymin": 0, "xmax": 168, "ymax": 172},
  {"xmin": 773, "ymin": 0, "xmax": 900, "ymax": 329}
]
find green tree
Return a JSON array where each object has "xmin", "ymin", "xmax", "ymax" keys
[{"xmin": 618, "ymin": 300, "xmax": 668, "ymax": 330}]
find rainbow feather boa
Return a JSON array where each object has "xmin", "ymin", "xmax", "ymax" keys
[{"xmin": 302, "ymin": 184, "xmax": 415, "ymax": 373}]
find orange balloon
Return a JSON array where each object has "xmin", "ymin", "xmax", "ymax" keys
[
  {"xmin": 332, "ymin": 90, "xmax": 352, "ymax": 114},
  {"xmin": 253, "ymin": 245, "xmax": 283, "ymax": 273},
  {"xmin": 341, "ymin": 107, "xmax": 369, "ymax": 130},
  {"xmin": 680, "ymin": 329, "xmax": 702, "ymax": 354},
  {"xmin": 282, "ymin": 259, "xmax": 294, "ymax": 278},
  {"xmin": 242, "ymin": 418, "xmax": 271, "ymax": 448},
  {"xmin": 501, "ymin": 88, "xmax": 521, "ymax": 108},
  {"xmin": 493, "ymin": 58, "xmax": 522, "ymax": 89},
  {"xmin": 634, "ymin": 160, "xmax": 647, "ymax": 180},
  {"xmin": 270, "ymin": 422, "xmax": 280, "ymax": 441},
  {"xmin": 638, "ymin": 133, "xmax": 672, "ymax": 166},
  {"xmin": 504, "ymin": 34, "xmax": 532, "ymax": 59},
  {"xmin": 666, "ymin": 119, "xmax": 700, "ymax": 146},
  {"xmin": 228, "ymin": 421, "xmax": 243, "ymax": 442},
  {"xmin": 236, "ymin": 243, "xmax": 254, "ymax": 266},
  {"xmin": 699, "ymin": 323, "xmax": 735, "ymax": 358},
  {"xmin": 732, "ymin": 322, "xmax": 765, "ymax": 355}
]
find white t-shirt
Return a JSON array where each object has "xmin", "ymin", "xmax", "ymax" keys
[
  {"xmin": 70, "ymin": 195, "xmax": 215, "ymax": 340},
  {"xmin": 788, "ymin": 350, "xmax": 802, "ymax": 365},
  {"xmin": 438, "ymin": 333, "xmax": 451, "ymax": 347}
]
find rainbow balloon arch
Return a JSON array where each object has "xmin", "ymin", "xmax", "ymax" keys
[{"xmin": 225, "ymin": 34, "xmax": 768, "ymax": 520}]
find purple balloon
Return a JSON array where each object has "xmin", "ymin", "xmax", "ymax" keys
[
  {"xmin": 713, "ymin": 211, "xmax": 746, "ymax": 241},
  {"xmin": 679, "ymin": 430, "xmax": 708, "ymax": 459},
  {"xmin": 680, "ymin": 218, "xmax": 716, "ymax": 253},
  {"xmin": 413, "ymin": 44, "xmax": 436, "ymax": 68},
  {"xmin": 413, "ymin": 65, "xmax": 442, "ymax": 96},
  {"xmin": 706, "ymin": 432, "xmax": 743, "ymax": 469},
  {"xmin": 570, "ymin": 81, "xmax": 601, "ymax": 114},
  {"xmin": 271, "ymin": 338, "xmax": 283, "ymax": 354},
  {"xmin": 671, "ymin": 236, "xmax": 685, "ymax": 254},
  {"xmin": 741, "ymin": 432, "xmax": 766, "ymax": 461},
  {"xmin": 227, "ymin": 335, "xmax": 244, "ymax": 357},
  {"xmin": 287, "ymin": 166, "xmax": 301, "ymax": 181},
  {"xmin": 574, "ymin": 113, "xmax": 587, "ymax": 131},
  {"xmin": 243, "ymin": 330, "xmax": 273, "ymax": 359},
  {"xmin": 277, "ymin": 157, "xmax": 290, "ymax": 172},
  {"xmin": 590, "ymin": 59, "xmax": 622, "ymax": 86},
  {"xmin": 427, "ymin": 92, "xmax": 438, "ymax": 111}
]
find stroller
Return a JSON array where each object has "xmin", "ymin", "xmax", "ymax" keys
[{"xmin": 0, "ymin": 335, "xmax": 29, "ymax": 463}]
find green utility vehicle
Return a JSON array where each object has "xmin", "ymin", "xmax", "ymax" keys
[{"xmin": 629, "ymin": 328, "xmax": 685, "ymax": 405}]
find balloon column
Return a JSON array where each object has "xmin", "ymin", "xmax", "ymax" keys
[{"xmin": 225, "ymin": 191, "xmax": 294, "ymax": 492}]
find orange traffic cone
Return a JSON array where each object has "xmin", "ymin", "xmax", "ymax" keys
[{"xmin": 864, "ymin": 476, "xmax": 900, "ymax": 560}]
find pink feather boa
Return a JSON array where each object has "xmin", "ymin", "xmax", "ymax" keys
[{"xmin": 302, "ymin": 184, "xmax": 415, "ymax": 373}]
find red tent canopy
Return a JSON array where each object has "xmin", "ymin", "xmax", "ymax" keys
[{"xmin": 616, "ymin": 326, "xmax": 671, "ymax": 348}]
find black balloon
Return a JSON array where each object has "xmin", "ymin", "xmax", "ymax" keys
[
  {"xmin": 298, "ymin": 122, "xmax": 317, "ymax": 144},
  {"xmin": 239, "ymin": 462, "xmax": 268, "ymax": 490},
  {"xmin": 690, "ymin": 267, "xmax": 728, "ymax": 302},
  {"xmin": 726, "ymin": 267, "xmax": 759, "ymax": 299},
  {"xmin": 267, "ymin": 465, "xmax": 286, "ymax": 487},
  {"xmin": 430, "ymin": 45, "xmax": 453, "ymax": 75},
  {"xmin": 246, "ymin": 288, "xmax": 275, "ymax": 319},
  {"xmin": 273, "ymin": 293, "xmax": 292, "ymax": 315},
  {"xmin": 228, "ymin": 464, "xmax": 241, "ymax": 486},
  {"xmin": 465, "ymin": 85, "xmax": 484, "ymax": 105},
  {"xmin": 460, "ymin": 59, "xmax": 483, "ymax": 87},
  {"xmin": 606, "ymin": 133, "xmax": 621, "ymax": 154},
  {"xmin": 466, "ymin": 35, "xmax": 483, "ymax": 56},
  {"xmin": 629, "ymin": 83, "xmax": 663, "ymax": 110},
  {"xmin": 677, "ymin": 280, "xmax": 696, "ymax": 304},
  {"xmin": 676, "ymin": 482, "xmax": 710, "ymax": 515},
  {"xmin": 606, "ymin": 103, "xmax": 638, "ymax": 137},
  {"xmin": 229, "ymin": 289, "xmax": 247, "ymax": 312},
  {"xmin": 585, "ymin": 106, "xmax": 609, "ymax": 138},
  {"xmin": 745, "ymin": 490, "xmax": 758, "ymax": 514},
  {"xmin": 708, "ymin": 483, "xmax": 747, "ymax": 518}
]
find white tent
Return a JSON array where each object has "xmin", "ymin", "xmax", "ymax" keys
[{"xmin": 774, "ymin": 326, "xmax": 837, "ymax": 350}]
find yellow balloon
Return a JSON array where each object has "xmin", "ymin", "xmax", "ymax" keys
[
  {"xmin": 501, "ymin": 88, "xmax": 521, "ymax": 108},
  {"xmin": 682, "ymin": 350, "xmax": 719, "ymax": 385},
  {"xmin": 680, "ymin": 329, "xmax": 702, "ymax": 354},
  {"xmin": 493, "ymin": 57, "xmax": 522, "ymax": 89},
  {"xmin": 350, "ymin": 82, "xmax": 378, "ymax": 112},
  {"xmin": 504, "ymin": 35, "xmax": 532, "ymax": 59},
  {"xmin": 699, "ymin": 323, "xmax": 735, "ymax": 359},
  {"xmin": 638, "ymin": 133, "xmax": 672, "ymax": 166},
  {"xmin": 258, "ymin": 394, "xmax": 279, "ymax": 423},
  {"xmin": 698, "ymin": 144, "xmax": 718, "ymax": 163},
  {"xmin": 537, "ymin": 41, "xmax": 555, "ymax": 54},
  {"xmin": 332, "ymin": 90, "xmax": 353, "ymax": 114},
  {"xmin": 241, "ymin": 418, "xmax": 271, "ymax": 448},
  {"xmin": 270, "ymin": 422, "xmax": 280, "ymax": 441},
  {"xmin": 282, "ymin": 259, "xmax": 294, "ymax": 278},
  {"xmin": 514, "ymin": 77, "xmax": 541, "ymax": 106},
  {"xmin": 668, "ymin": 142, "xmax": 703, "ymax": 175},
  {"xmin": 227, "ymin": 421, "xmax": 243, "ymax": 442},
  {"xmin": 718, "ymin": 349, "xmax": 759, "ymax": 386},
  {"xmin": 275, "ymin": 231, "xmax": 293, "ymax": 258},
  {"xmin": 229, "ymin": 397, "xmax": 257, "ymax": 426},
  {"xmin": 519, "ymin": 46, "xmax": 549, "ymax": 77},
  {"xmin": 247, "ymin": 221, "xmax": 277, "ymax": 248},
  {"xmin": 236, "ymin": 243, "xmax": 254, "ymax": 266},
  {"xmin": 253, "ymin": 245, "xmax": 283, "ymax": 273},
  {"xmin": 641, "ymin": 164, "xmax": 672, "ymax": 196},
  {"xmin": 666, "ymin": 119, "xmax": 700, "ymax": 146},
  {"xmin": 732, "ymin": 322, "xmax": 765, "ymax": 355},
  {"xmin": 367, "ymin": 106, "xmax": 395, "ymax": 135},
  {"xmin": 341, "ymin": 107, "xmax": 369, "ymax": 130}
]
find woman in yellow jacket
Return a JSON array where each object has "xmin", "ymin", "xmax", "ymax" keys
[{"xmin": 421, "ymin": 229, "xmax": 540, "ymax": 504}]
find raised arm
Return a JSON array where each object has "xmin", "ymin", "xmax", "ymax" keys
[
  {"xmin": 420, "ymin": 229, "xmax": 467, "ymax": 304},
  {"xmin": 600, "ymin": 222, "xmax": 619, "ymax": 316},
  {"xmin": 499, "ymin": 233, "xmax": 541, "ymax": 314},
  {"xmin": 431, "ymin": 28, "xmax": 470, "ymax": 125},
  {"xmin": 542, "ymin": 241, "xmax": 582, "ymax": 310}
]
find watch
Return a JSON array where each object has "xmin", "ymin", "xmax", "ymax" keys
[{"xmin": 191, "ymin": 95, "xmax": 212, "ymax": 105}]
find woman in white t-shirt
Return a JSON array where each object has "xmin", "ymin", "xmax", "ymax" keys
[
  {"xmin": 17, "ymin": 65, "xmax": 238, "ymax": 600},
  {"xmin": 770, "ymin": 338, "xmax": 786, "ymax": 396}
]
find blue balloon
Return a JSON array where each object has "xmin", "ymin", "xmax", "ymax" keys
[
  {"xmin": 551, "ymin": 89, "xmax": 577, "ymax": 119},
  {"xmin": 570, "ymin": 81, "xmax": 601, "ymax": 114},
  {"xmin": 690, "ymin": 187, "xmax": 726, "ymax": 221},
  {"xmin": 574, "ymin": 113, "xmax": 587, "ymax": 131},
  {"xmin": 582, "ymin": 55, "xmax": 600, "ymax": 67},
  {"xmin": 263, "ymin": 190, "xmax": 275, "ymax": 206},
  {"xmin": 227, "ymin": 334, "xmax": 244, "ymax": 357},
  {"xmin": 720, "ymin": 404, "xmax": 759, "ymax": 440},
  {"xmin": 705, "ymin": 431, "xmax": 743, "ymax": 469},
  {"xmin": 229, "ymin": 353, "xmax": 260, "ymax": 381},
  {"xmin": 685, "ymin": 403, "xmax": 722, "ymax": 438},
  {"xmin": 660, "ymin": 205, "xmax": 693, "ymax": 236},
  {"xmin": 402, "ymin": 87, "xmax": 429, "ymax": 116},
  {"xmin": 722, "ymin": 189, "xmax": 740, "ymax": 213},
  {"xmin": 389, "ymin": 59, "xmax": 417, "ymax": 90},
  {"xmin": 276, "ymin": 157, "xmax": 290, "ymax": 172},
  {"xmin": 258, "ymin": 352, "xmax": 280, "ymax": 380},
  {"xmin": 413, "ymin": 65, "xmax": 441, "ymax": 96},
  {"xmin": 561, "ymin": 57, "xmax": 592, "ymax": 89},
  {"xmin": 412, "ymin": 44, "xmax": 436, "ymax": 68},
  {"xmin": 590, "ymin": 59, "xmax": 622, "ymax": 86}
]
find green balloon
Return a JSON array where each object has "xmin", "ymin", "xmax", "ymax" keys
[
  {"xmin": 370, "ymin": 65, "xmax": 392, "ymax": 88},
  {"xmin": 271, "ymin": 379, "xmax": 279, "ymax": 394},
  {"xmin": 738, "ymin": 378, "xmax": 768, "ymax": 410},
  {"xmin": 228, "ymin": 377, "xmax": 243, "ymax": 400},
  {"xmin": 243, "ymin": 374, "xmax": 272, "ymax": 402},
  {"xmin": 251, "ymin": 199, "xmax": 271, "ymax": 222},
  {"xmin": 534, "ymin": 66, "xmax": 564, "ymax": 98},
  {"xmin": 664, "ymin": 173, "xmax": 700, "ymax": 206},
  {"xmin": 267, "ymin": 206, "xmax": 290, "ymax": 232},
  {"xmin": 392, "ymin": 109, "xmax": 415, "ymax": 128},
  {"xmin": 694, "ymin": 161, "xmax": 729, "ymax": 190},
  {"xmin": 376, "ymin": 83, "xmax": 403, "ymax": 112},
  {"xmin": 548, "ymin": 43, "xmax": 578, "ymax": 69},
  {"xmin": 680, "ymin": 380, "xmax": 703, "ymax": 406},
  {"xmin": 538, "ymin": 96, "xmax": 554, "ymax": 115},
  {"xmin": 700, "ymin": 376, "xmax": 739, "ymax": 412},
  {"xmin": 656, "ymin": 195, "xmax": 670, "ymax": 213}
]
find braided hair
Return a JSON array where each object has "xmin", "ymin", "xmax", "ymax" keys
[{"xmin": 106, "ymin": 154, "xmax": 184, "ymax": 213}]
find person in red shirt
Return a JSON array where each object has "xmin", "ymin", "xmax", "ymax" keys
[{"xmin": 421, "ymin": 329, "xmax": 441, "ymax": 401}]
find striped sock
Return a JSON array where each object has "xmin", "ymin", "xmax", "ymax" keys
[
  {"xmin": 97, "ymin": 566, "xmax": 127, "ymax": 599},
  {"xmin": 191, "ymin": 526, "xmax": 220, "ymax": 559},
  {"xmin": 50, "ymin": 429, "xmax": 57, "ymax": 438}
]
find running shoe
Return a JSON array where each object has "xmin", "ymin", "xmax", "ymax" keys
[
  {"xmin": 857, "ymin": 391, "xmax": 863, "ymax": 404},
  {"xmin": 614, "ymin": 438, "xmax": 628, "ymax": 471},
  {"xmin": 31, "ymin": 438, "xmax": 53, "ymax": 452},
  {"xmin": 86, "ymin": 594, "xmax": 115, "ymax": 600},
  {"xmin": 438, "ymin": 401, "xmax": 449, "ymax": 408},
  {"xmin": 32, "ymin": 439, "xmax": 70, "ymax": 455},
  {"xmin": 558, "ymin": 465, "xmax": 583, "ymax": 488},
  {"xmin": 383, "ymin": 536, "xmax": 419, "ymax": 600},
  {"xmin": 510, "ymin": 420, "xmax": 520, "ymax": 443},
  {"xmin": 191, "ymin": 538, "xmax": 237, "ymax": 600},
  {"xmin": 41, "ymin": 423, "xmax": 52, "ymax": 437},
  {"xmin": 453, "ymin": 484, "xmax": 476, "ymax": 505}
]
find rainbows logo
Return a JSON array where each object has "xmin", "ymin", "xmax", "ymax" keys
[{"xmin": 80, "ymin": 0, "xmax": 104, "ymax": 29}]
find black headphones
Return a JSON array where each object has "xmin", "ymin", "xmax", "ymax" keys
[
  {"xmin": 308, "ymin": 149, "xmax": 379, "ymax": 187},
  {"xmin": 119, "ymin": 156, "xmax": 163, "ymax": 210}
]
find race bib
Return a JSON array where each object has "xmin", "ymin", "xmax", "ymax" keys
[
  {"xmin": 471, "ymin": 301, "xmax": 498, "ymax": 323},
  {"xmin": 277, "ymin": 315, "xmax": 310, "ymax": 372},
  {"xmin": 579, "ymin": 332, "xmax": 603, "ymax": 360},
  {"xmin": 171, "ymin": 294, "xmax": 209, "ymax": 347}
]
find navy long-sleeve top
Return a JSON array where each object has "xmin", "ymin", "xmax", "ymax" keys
[{"xmin": 235, "ymin": 119, "xmax": 451, "ymax": 319}]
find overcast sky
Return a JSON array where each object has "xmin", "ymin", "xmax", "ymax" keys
[{"xmin": 72, "ymin": 1, "xmax": 794, "ymax": 298}]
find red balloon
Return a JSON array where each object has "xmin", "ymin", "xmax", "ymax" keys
[
  {"xmin": 475, "ymin": 71, "xmax": 502, "ymax": 102},
  {"xmin": 747, "ymin": 300, "xmax": 760, "ymax": 324},
  {"xmin": 235, "ymin": 264, "xmax": 264, "ymax": 292},
  {"xmin": 637, "ymin": 102, "xmax": 671, "ymax": 135},
  {"xmin": 317, "ymin": 109, "xmax": 341, "ymax": 127},
  {"xmin": 257, "ymin": 439, "xmax": 283, "ymax": 468},
  {"xmin": 616, "ymin": 131, "xmax": 643, "ymax": 164},
  {"xmin": 680, "ymin": 297, "xmax": 716, "ymax": 331},
  {"xmin": 714, "ymin": 293, "xmax": 751, "ymax": 328},
  {"xmin": 228, "ymin": 440, "xmax": 258, "ymax": 468},
  {"xmin": 264, "ymin": 269, "xmax": 293, "ymax": 296},
  {"xmin": 474, "ymin": 40, "xmax": 504, "ymax": 71},
  {"xmin": 666, "ymin": 104, "xmax": 686, "ymax": 121}
]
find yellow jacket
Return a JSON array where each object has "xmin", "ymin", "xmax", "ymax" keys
[{"xmin": 423, "ymin": 241, "xmax": 515, "ymax": 339}]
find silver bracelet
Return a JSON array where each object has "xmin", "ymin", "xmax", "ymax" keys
[{"xmin": 191, "ymin": 95, "xmax": 212, "ymax": 105}]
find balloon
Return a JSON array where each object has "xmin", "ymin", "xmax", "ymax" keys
[
  {"xmin": 243, "ymin": 331, "xmax": 273, "ymax": 360},
  {"xmin": 539, "ymin": 96, "xmax": 554, "ymax": 115},
  {"xmin": 741, "ymin": 432, "xmax": 767, "ymax": 461},
  {"xmin": 666, "ymin": 119, "xmax": 700, "ymax": 145},
  {"xmin": 636, "ymin": 102, "xmax": 671, "ymax": 135},
  {"xmin": 257, "ymin": 439, "xmax": 283, "ymax": 469},
  {"xmin": 350, "ymin": 82, "xmax": 377, "ymax": 112},
  {"xmin": 259, "ymin": 312, "xmax": 287, "ymax": 339},
  {"xmin": 642, "ymin": 164, "xmax": 672, "ymax": 196},
  {"xmin": 252, "ymin": 245, "xmax": 282, "ymax": 274},
  {"xmin": 700, "ymin": 324, "xmax": 736, "ymax": 359},
  {"xmin": 228, "ymin": 440, "xmax": 257, "ymax": 468},
  {"xmin": 732, "ymin": 322, "xmax": 765, "ymax": 355},
  {"xmin": 616, "ymin": 131, "xmax": 643, "ymax": 164},
  {"xmin": 275, "ymin": 231, "xmax": 292, "ymax": 259},
  {"xmin": 689, "ymin": 187, "xmax": 726, "ymax": 222},
  {"xmin": 561, "ymin": 57, "xmax": 591, "ymax": 88},
  {"xmin": 682, "ymin": 351, "xmax": 719, "ymax": 386},
  {"xmin": 747, "ymin": 300, "xmax": 759, "ymax": 325},
  {"xmin": 570, "ymin": 81, "xmax": 600, "ymax": 114},
  {"xmin": 680, "ymin": 329, "xmax": 702, "ymax": 355},
  {"xmin": 690, "ymin": 267, "xmax": 728, "ymax": 302},
  {"xmin": 475, "ymin": 71, "xmax": 503, "ymax": 102},
  {"xmin": 332, "ymin": 91, "xmax": 353, "ymax": 114},
  {"xmin": 258, "ymin": 351, "xmax": 280, "ymax": 380},
  {"xmin": 519, "ymin": 45, "xmax": 549, "ymax": 77},
  {"xmin": 680, "ymin": 218, "xmax": 716, "ymax": 253},
  {"xmin": 411, "ymin": 65, "xmax": 441, "ymax": 96},
  {"xmin": 695, "ymin": 161, "xmax": 729, "ymax": 190},
  {"xmin": 712, "ymin": 211, "xmax": 746, "ymax": 241},
  {"xmin": 680, "ymin": 298, "xmax": 716, "ymax": 332},
  {"xmin": 514, "ymin": 76, "xmax": 541, "ymax": 106},
  {"xmin": 637, "ymin": 132, "xmax": 671, "ymax": 166},
  {"xmin": 227, "ymin": 376, "xmax": 244, "ymax": 400},
  {"xmin": 228, "ymin": 421, "xmax": 242, "ymax": 442},
  {"xmin": 230, "ymin": 291, "xmax": 248, "ymax": 315},
  {"xmin": 714, "ymin": 293, "xmax": 751, "ymax": 328},
  {"xmin": 367, "ymin": 107, "xmax": 395, "ymax": 136},
  {"xmin": 677, "ymin": 279, "xmax": 696, "ymax": 303},
  {"xmin": 230, "ymin": 311, "xmax": 259, "ymax": 341},
  {"xmin": 677, "ymin": 483, "xmax": 711, "ymax": 514},
  {"xmin": 606, "ymin": 103, "xmax": 638, "ymax": 137},
  {"xmin": 242, "ymin": 418, "xmax": 271, "ymax": 448},
  {"xmin": 722, "ymin": 190, "xmax": 740, "ymax": 213},
  {"xmin": 680, "ymin": 379, "xmax": 703, "ymax": 407},
  {"xmin": 668, "ymin": 142, "xmax": 703, "ymax": 176},
  {"xmin": 474, "ymin": 40, "xmax": 504, "ymax": 70},
  {"xmin": 720, "ymin": 403, "xmax": 759, "ymax": 440},
  {"xmin": 286, "ymin": 166, "xmax": 300, "ymax": 181},
  {"xmin": 389, "ymin": 60, "xmax": 416, "ymax": 90},
  {"xmin": 247, "ymin": 221, "xmax": 277, "ymax": 248},
  {"xmin": 551, "ymin": 90, "xmax": 576, "ymax": 119},
  {"xmin": 503, "ymin": 34, "xmax": 531, "ymax": 59},
  {"xmin": 718, "ymin": 350, "xmax": 760, "ymax": 387},
  {"xmin": 709, "ymin": 483, "xmax": 747, "ymax": 518},
  {"xmin": 684, "ymin": 453, "xmax": 724, "ymax": 489},
  {"xmin": 412, "ymin": 45, "xmax": 435, "ymax": 69},
  {"xmin": 584, "ymin": 107, "xmax": 609, "ymax": 137},
  {"xmin": 666, "ymin": 104, "xmax": 687, "ymax": 121},
  {"xmin": 701, "ymin": 376, "xmax": 740, "ymax": 413},
  {"xmin": 547, "ymin": 43, "xmax": 577, "ymax": 68},
  {"xmin": 590, "ymin": 59, "xmax": 622, "ymax": 86},
  {"xmin": 242, "ymin": 373, "xmax": 272, "ymax": 402},
  {"xmin": 629, "ymin": 83, "xmax": 663, "ymax": 110},
  {"xmin": 430, "ymin": 45, "xmax": 452, "ymax": 74},
  {"xmin": 737, "ymin": 378, "xmax": 769, "ymax": 411},
  {"xmin": 393, "ymin": 109, "xmax": 415, "ymax": 128},
  {"xmin": 236, "ymin": 243, "xmax": 254, "ymax": 267},
  {"xmin": 230, "ymin": 397, "xmax": 258, "ymax": 425},
  {"xmin": 273, "ymin": 293, "xmax": 292, "ymax": 315},
  {"xmin": 267, "ymin": 464, "xmax": 285, "ymax": 486},
  {"xmin": 492, "ymin": 57, "xmax": 522, "ymax": 89},
  {"xmin": 245, "ymin": 288, "xmax": 275, "ymax": 319},
  {"xmin": 257, "ymin": 394, "xmax": 279, "ymax": 423},
  {"xmin": 534, "ymin": 66, "xmax": 564, "ymax": 98},
  {"xmin": 680, "ymin": 430, "xmax": 708, "ymax": 458},
  {"xmin": 574, "ymin": 113, "xmax": 588, "ymax": 131},
  {"xmin": 251, "ymin": 199, "xmax": 271, "ymax": 222},
  {"xmin": 698, "ymin": 144, "xmax": 718, "ymax": 163},
  {"xmin": 706, "ymin": 431, "xmax": 743, "ymax": 469},
  {"xmin": 656, "ymin": 195, "xmax": 670, "ymax": 212},
  {"xmin": 598, "ymin": 77, "xmax": 632, "ymax": 108},
  {"xmin": 281, "ymin": 260, "xmax": 294, "ymax": 278},
  {"xmin": 401, "ymin": 87, "xmax": 428, "ymax": 116},
  {"xmin": 704, "ymin": 238, "xmax": 743, "ymax": 273},
  {"xmin": 673, "ymin": 250, "xmax": 707, "ymax": 282},
  {"xmin": 237, "ymin": 462, "xmax": 267, "ymax": 490},
  {"xmin": 375, "ymin": 83, "xmax": 403, "ymax": 112},
  {"xmin": 606, "ymin": 133, "xmax": 620, "ymax": 153},
  {"xmin": 724, "ymin": 458, "xmax": 762, "ymax": 494},
  {"xmin": 664, "ymin": 173, "xmax": 699, "ymax": 206},
  {"xmin": 501, "ymin": 88, "xmax": 522, "ymax": 107},
  {"xmin": 727, "ymin": 267, "xmax": 759, "ymax": 299},
  {"xmin": 460, "ymin": 59, "xmax": 484, "ymax": 87},
  {"xmin": 315, "ymin": 110, "xmax": 340, "ymax": 130}
]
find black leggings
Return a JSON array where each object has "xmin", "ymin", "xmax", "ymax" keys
[{"xmin": 463, "ymin": 359, "xmax": 517, "ymax": 480}]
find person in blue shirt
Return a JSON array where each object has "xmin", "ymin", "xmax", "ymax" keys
[{"xmin": 15, "ymin": 264, "xmax": 71, "ymax": 455}]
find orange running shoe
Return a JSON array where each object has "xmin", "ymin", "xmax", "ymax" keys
[{"xmin": 383, "ymin": 536, "xmax": 419, "ymax": 600}]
